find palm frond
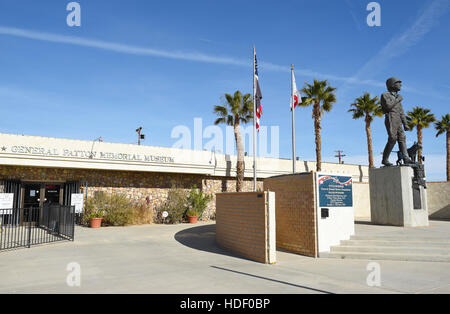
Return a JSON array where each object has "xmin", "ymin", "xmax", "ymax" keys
[
  {"xmin": 435, "ymin": 114, "xmax": 450, "ymax": 137},
  {"xmin": 407, "ymin": 106, "xmax": 436, "ymax": 130}
]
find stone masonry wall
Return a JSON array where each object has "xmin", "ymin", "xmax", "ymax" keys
[{"xmin": 0, "ymin": 165, "xmax": 263, "ymax": 221}]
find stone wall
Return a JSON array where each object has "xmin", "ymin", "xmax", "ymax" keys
[
  {"xmin": 427, "ymin": 181, "xmax": 450, "ymax": 220},
  {"xmin": 0, "ymin": 165, "xmax": 263, "ymax": 221}
]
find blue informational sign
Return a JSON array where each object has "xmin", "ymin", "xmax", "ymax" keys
[{"xmin": 318, "ymin": 174, "xmax": 353, "ymax": 207}]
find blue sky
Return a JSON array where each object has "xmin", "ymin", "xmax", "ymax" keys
[{"xmin": 0, "ymin": 0, "xmax": 449, "ymax": 180}]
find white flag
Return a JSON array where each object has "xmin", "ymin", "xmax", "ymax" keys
[{"xmin": 291, "ymin": 71, "xmax": 302, "ymax": 111}]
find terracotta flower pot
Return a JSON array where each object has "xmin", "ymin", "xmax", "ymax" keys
[
  {"xmin": 187, "ymin": 215, "xmax": 198, "ymax": 224},
  {"xmin": 89, "ymin": 218, "xmax": 103, "ymax": 228}
]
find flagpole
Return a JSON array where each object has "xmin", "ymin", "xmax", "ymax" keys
[
  {"xmin": 291, "ymin": 65, "xmax": 296, "ymax": 174},
  {"xmin": 253, "ymin": 46, "xmax": 257, "ymax": 191}
]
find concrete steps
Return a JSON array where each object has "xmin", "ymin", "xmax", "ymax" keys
[{"xmin": 320, "ymin": 235, "xmax": 450, "ymax": 262}]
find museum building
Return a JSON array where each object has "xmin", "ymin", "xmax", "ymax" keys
[{"xmin": 0, "ymin": 133, "xmax": 369, "ymax": 220}]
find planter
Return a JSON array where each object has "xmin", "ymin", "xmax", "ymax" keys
[
  {"xmin": 187, "ymin": 215, "xmax": 198, "ymax": 224},
  {"xmin": 89, "ymin": 218, "xmax": 103, "ymax": 228}
]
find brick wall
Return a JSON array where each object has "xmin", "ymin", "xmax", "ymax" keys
[
  {"xmin": 216, "ymin": 192, "xmax": 273, "ymax": 263},
  {"xmin": 264, "ymin": 173, "xmax": 317, "ymax": 258}
]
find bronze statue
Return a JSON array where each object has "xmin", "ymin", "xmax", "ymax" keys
[{"xmin": 381, "ymin": 77, "xmax": 413, "ymax": 167}]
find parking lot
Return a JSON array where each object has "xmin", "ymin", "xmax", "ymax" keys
[{"xmin": 1, "ymin": 222, "xmax": 449, "ymax": 294}]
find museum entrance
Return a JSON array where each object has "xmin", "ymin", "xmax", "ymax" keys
[
  {"xmin": 23, "ymin": 184, "xmax": 41, "ymax": 208},
  {"xmin": 22, "ymin": 183, "xmax": 62, "ymax": 208},
  {"xmin": 44, "ymin": 184, "xmax": 61, "ymax": 206}
]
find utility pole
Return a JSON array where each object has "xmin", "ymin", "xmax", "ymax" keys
[
  {"xmin": 335, "ymin": 150, "xmax": 346, "ymax": 164},
  {"xmin": 136, "ymin": 127, "xmax": 145, "ymax": 145}
]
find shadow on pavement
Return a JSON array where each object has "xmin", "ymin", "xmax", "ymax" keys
[
  {"xmin": 174, "ymin": 224, "xmax": 241, "ymax": 260},
  {"xmin": 210, "ymin": 266, "xmax": 333, "ymax": 294},
  {"xmin": 354, "ymin": 220, "xmax": 375, "ymax": 226}
]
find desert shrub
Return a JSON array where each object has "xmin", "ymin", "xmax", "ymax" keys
[
  {"xmin": 131, "ymin": 201, "xmax": 154, "ymax": 225},
  {"xmin": 83, "ymin": 192, "xmax": 133, "ymax": 226},
  {"xmin": 157, "ymin": 187, "xmax": 188, "ymax": 224},
  {"xmin": 102, "ymin": 194, "xmax": 133, "ymax": 226}
]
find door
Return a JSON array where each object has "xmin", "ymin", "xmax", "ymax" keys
[
  {"xmin": 23, "ymin": 184, "xmax": 41, "ymax": 208},
  {"xmin": 22, "ymin": 184, "xmax": 41, "ymax": 224},
  {"xmin": 44, "ymin": 185, "xmax": 61, "ymax": 206}
]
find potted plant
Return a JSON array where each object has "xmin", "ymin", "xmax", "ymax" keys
[
  {"xmin": 186, "ymin": 186, "xmax": 212, "ymax": 224},
  {"xmin": 87, "ymin": 211, "xmax": 104, "ymax": 228}
]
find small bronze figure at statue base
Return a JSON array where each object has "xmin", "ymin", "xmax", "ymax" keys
[{"xmin": 396, "ymin": 142, "xmax": 423, "ymax": 166}]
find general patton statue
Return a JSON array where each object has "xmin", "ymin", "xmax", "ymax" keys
[{"xmin": 381, "ymin": 77, "xmax": 413, "ymax": 167}]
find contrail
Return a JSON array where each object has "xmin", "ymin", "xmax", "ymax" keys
[
  {"xmin": 344, "ymin": 0, "xmax": 450, "ymax": 87},
  {"xmin": 0, "ymin": 26, "xmax": 248, "ymax": 66},
  {"xmin": 0, "ymin": 25, "xmax": 384, "ymax": 88}
]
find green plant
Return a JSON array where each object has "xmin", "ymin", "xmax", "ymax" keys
[
  {"xmin": 158, "ymin": 187, "xmax": 189, "ymax": 224},
  {"xmin": 83, "ymin": 192, "xmax": 134, "ymax": 226},
  {"xmin": 86, "ymin": 211, "xmax": 104, "ymax": 219},
  {"xmin": 83, "ymin": 191, "xmax": 109, "ymax": 225},
  {"xmin": 186, "ymin": 186, "xmax": 212, "ymax": 218}
]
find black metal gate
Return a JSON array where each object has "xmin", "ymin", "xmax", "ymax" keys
[{"xmin": 0, "ymin": 205, "xmax": 75, "ymax": 251}]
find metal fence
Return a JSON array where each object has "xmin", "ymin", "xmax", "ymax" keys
[{"xmin": 0, "ymin": 205, "xmax": 75, "ymax": 251}]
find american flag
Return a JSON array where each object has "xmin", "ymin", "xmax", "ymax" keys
[{"xmin": 255, "ymin": 55, "xmax": 263, "ymax": 131}]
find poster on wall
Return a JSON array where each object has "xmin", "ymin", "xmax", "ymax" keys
[
  {"xmin": 318, "ymin": 174, "xmax": 353, "ymax": 207},
  {"xmin": 71, "ymin": 193, "xmax": 84, "ymax": 214},
  {"xmin": 0, "ymin": 193, "xmax": 14, "ymax": 215}
]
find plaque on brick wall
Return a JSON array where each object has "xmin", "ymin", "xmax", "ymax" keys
[{"xmin": 318, "ymin": 175, "xmax": 353, "ymax": 207}]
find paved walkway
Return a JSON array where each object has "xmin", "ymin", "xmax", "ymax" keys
[{"xmin": 0, "ymin": 221, "xmax": 449, "ymax": 294}]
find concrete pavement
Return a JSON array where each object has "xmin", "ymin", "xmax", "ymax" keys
[{"xmin": 0, "ymin": 222, "xmax": 449, "ymax": 294}]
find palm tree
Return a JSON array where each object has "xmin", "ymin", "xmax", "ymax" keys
[
  {"xmin": 300, "ymin": 79, "xmax": 337, "ymax": 171},
  {"xmin": 348, "ymin": 92, "xmax": 383, "ymax": 168},
  {"xmin": 435, "ymin": 114, "xmax": 450, "ymax": 181},
  {"xmin": 214, "ymin": 91, "xmax": 253, "ymax": 192},
  {"xmin": 406, "ymin": 106, "xmax": 436, "ymax": 164}
]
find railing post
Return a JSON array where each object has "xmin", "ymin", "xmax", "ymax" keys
[
  {"xmin": 71, "ymin": 206, "xmax": 75, "ymax": 241},
  {"xmin": 27, "ymin": 207, "xmax": 32, "ymax": 248}
]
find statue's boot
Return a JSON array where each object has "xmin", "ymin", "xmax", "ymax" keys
[
  {"xmin": 399, "ymin": 141, "xmax": 413, "ymax": 165},
  {"xmin": 382, "ymin": 141, "xmax": 395, "ymax": 167}
]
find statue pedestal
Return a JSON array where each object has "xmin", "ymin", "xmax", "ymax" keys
[{"xmin": 369, "ymin": 166, "xmax": 429, "ymax": 227}]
